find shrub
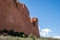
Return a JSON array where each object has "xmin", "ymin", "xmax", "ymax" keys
[{"xmin": 28, "ymin": 33, "xmax": 37, "ymax": 40}]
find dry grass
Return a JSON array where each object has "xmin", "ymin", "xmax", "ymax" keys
[{"xmin": 0, "ymin": 36, "xmax": 60, "ymax": 40}]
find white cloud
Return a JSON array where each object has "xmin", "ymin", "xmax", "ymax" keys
[
  {"xmin": 40, "ymin": 28, "xmax": 52, "ymax": 37},
  {"xmin": 39, "ymin": 27, "xmax": 60, "ymax": 39},
  {"xmin": 53, "ymin": 36, "xmax": 60, "ymax": 39},
  {"xmin": 38, "ymin": 26, "xmax": 41, "ymax": 30}
]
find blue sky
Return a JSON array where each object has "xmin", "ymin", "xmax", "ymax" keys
[{"xmin": 18, "ymin": 0, "xmax": 60, "ymax": 38}]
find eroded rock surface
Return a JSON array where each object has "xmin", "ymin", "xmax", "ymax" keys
[{"xmin": 0, "ymin": 0, "xmax": 40, "ymax": 37}]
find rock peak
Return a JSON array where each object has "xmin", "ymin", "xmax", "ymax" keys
[{"xmin": 0, "ymin": 0, "xmax": 40, "ymax": 37}]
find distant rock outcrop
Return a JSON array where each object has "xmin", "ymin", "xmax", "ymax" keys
[{"xmin": 0, "ymin": 0, "xmax": 40, "ymax": 37}]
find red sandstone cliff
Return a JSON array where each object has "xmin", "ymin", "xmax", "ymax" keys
[{"xmin": 0, "ymin": 0, "xmax": 40, "ymax": 37}]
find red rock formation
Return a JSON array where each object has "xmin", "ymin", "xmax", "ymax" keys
[{"xmin": 0, "ymin": 0, "xmax": 40, "ymax": 37}]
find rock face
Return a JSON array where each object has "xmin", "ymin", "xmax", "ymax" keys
[{"xmin": 0, "ymin": 0, "xmax": 40, "ymax": 37}]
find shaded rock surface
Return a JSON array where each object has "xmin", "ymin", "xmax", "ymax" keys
[{"xmin": 0, "ymin": 0, "xmax": 40, "ymax": 37}]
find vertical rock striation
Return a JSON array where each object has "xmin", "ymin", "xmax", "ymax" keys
[{"xmin": 0, "ymin": 0, "xmax": 40, "ymax": 37}]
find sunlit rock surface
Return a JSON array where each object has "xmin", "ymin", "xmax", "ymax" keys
[{"xmin": 0, "ymin": 0, "xmax": 40, "ymax": 37}]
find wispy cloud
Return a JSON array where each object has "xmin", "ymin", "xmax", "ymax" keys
[
  {"xmin": 39, "ymin": 27, "xmax": 60, "ymax": 39},
  {"xmin": 40, "ymin": 28, "xmax": 52, "ymax": 37},
  {"xmin": 53, "ymin": 36, "xmax": 60, "ymax": 39}
]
